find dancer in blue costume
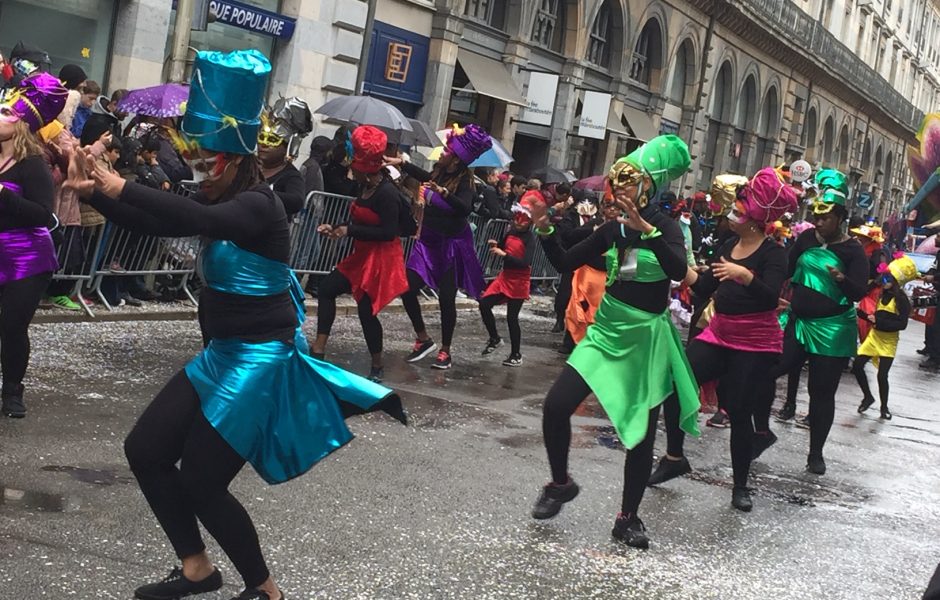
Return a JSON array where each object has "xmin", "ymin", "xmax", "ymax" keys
[{"xmin": 67, "ymin": 50, "xmax": 405, "ymax": 600}]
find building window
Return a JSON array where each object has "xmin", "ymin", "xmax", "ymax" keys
[
  {"xmin": 531, "ymin": 0, "xmax": 564, "ymax": 52},
  {"xmin": 464, "ymin": 0, "xmax": 506, "ymax": 30},
  {"xmin": 586, "ymin": 3, "xmax": 611, "ymax": 68},
  {"xmin": 630, "ymin": 20, "xmax": 661, "ymax": 87}
]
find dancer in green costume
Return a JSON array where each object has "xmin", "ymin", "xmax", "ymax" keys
[
  {"xmin": 762, "ymin": 169, "xmax": 868, "ymax": 475},
  {"xmin": 529, "ymin": 135, "xmax": 699, "ymax": 549}
]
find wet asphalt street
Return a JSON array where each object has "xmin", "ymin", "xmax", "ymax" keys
[{"xmin": 1, "ymin": 306, "xmax": 939, "ymax": 599}]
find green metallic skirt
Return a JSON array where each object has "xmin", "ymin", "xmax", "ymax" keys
[
  {"xmin": 793, "ymin": 306, "xmax": 857, "ymax": 358},
  {"xmin": 567, "ymin": 295, "xmax": 701, "ymax": 450}
]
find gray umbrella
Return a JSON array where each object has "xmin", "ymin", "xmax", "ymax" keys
[
  {"xmin": 388, "ymin": 119, "xmax": 438, "ymax": 147},
  {"xmin": 314, "ymin": 95, "xmax": 413, "ymax": 135}
]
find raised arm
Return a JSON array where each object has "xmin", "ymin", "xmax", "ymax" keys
[
  {"xmin": 540, "ymin": 220, "xmax": 616, "ymax": 273},
  {"xmin": 648, "ymin": 217, "xmax": 692, "ymax": 281}
]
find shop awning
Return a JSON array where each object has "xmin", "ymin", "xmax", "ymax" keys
[
  {"xmin": 622, "ymin": 105, "xmax": 658, "ymax": 141},
  {"xmin": 456, "ymin": 50, "xmax": 526, "ymax": 107},
  {"xmin": 607, "ymin": 108, "xmax": 629, "ymax": 136}
]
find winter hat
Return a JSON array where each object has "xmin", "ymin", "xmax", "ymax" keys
[
  {"xmin": 732, "ymin": 167, "xmax": 799, "ymax": 224},
  {"xmin": 58, "ymin": 64, "xmax": 87, "ymax": 90},
  {"xmin": 350, "ymin": 125, "xmax": 387, "ymax": 174},
  {"xmin": 444, "ymin": 123, "xmax": 492, "ymax": 165},
  {"xmin": 2, "ymin": 72, "xmax": 68, "ymax": 132}
]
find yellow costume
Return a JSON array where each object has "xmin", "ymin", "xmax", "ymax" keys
[{"xmin": 856, "ymin": 297, "xmax": 899, "ymax": 365}]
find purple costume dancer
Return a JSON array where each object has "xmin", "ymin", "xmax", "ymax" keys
[
  {"xmin": 0, "ymin": 72, "xmax": 68, "ymax": 418},
  {"xmin": 393, "ymin": 124, "xmax": 492, "ymax": 370}
]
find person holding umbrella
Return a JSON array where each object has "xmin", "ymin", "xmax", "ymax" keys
[{"xmin": 383, "ymin": 124, "xmax": 491, "ymax": 370}]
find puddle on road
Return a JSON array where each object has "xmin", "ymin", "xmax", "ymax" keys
[
  {"xmin": 40, "ymin": 465, "xmax": 134, "ymax": 486},
  {"xmin": 0, "ymin": 485, "xmax": 78, "ymax": 512}
]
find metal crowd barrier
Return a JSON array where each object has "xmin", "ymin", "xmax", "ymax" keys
[{"xmin": 47, "ymin": 187, "xmax": 559, "ymax": 316}]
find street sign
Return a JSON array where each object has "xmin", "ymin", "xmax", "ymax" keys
[{"xmin": 857, "ymin": 192, "xmax": 873, "ymax": 209}]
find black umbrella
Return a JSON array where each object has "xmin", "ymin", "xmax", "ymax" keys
[
  {"xmin": 530, "ymin": 166, "xmax": 576, "ymax": 184},
  {"xmin": 314, "ymin": 95, "xmax": 412, "ymax": 135}
]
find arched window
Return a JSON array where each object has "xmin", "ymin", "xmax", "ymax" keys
[
  {"xmin": 630, "ymin": 19, "xmax": 663, "ymax": 87},
  {"xmin": 531, "ymin": 0, "xmax": 565, "ymax": 52},
  {"xmin": 464, "ymin": 0, "xmax": 507, "ymax": 29},
  {"xmin": 756, "ymin": 87, "xmax": 780, "ymax": 166},
  {"xmin": 586, "ymin": 2, "xmax": 612, "ymax": 68},
  {"xmin": 803, "ymin": 107, "xmax": 818, "ymax": 161},
  {"xmin": 668, "ymin": 39, "xmax": 695, "ymax": 105},
  {"xmin": 822, "ymin": 116, "xmax": 835, "ymax": 164}
]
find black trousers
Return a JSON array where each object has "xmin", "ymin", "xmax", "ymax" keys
[
  {"xmin": 852, "ymin": 355, "xmax": 894, "ymax": 408},
  {"xmin": 663, "ymin": 340, "xmax": 777, "ymax": 488},
  {"xmin": 401, "ymin": 267, "xmax": 458, "ymax": 347},
  {"xmin": 768, "ymin": 322, "xmax": 849, "ymax": 458},
  {"xmin": 926, "ymin": 311, "xmax": 940, "ymax": 359},
  {"xmin": 479, "ymin": 294, "xmax": 524, "ymax": 354},
  {"xmin": 542, "ymin": 365, "xmax": 660, "ymax": 516},
  {"xmin": 124, "ymin": 371, "xmax": 269, "ymax": 587},
  {"xmin": 316, "ymin": 269, "xmax": 383, "ymax": 355},
  {"xmin": 554, "ymin": 272, "xmax": 572, "ymax": 323},
  {"xmin": 0, "ymin": 271, "xmax": 52, "ymax": 395}
]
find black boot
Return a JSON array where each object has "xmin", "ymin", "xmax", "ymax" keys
[
  {"xmin": 1, "ymin": 384, "xmax": 26, "ymax": 419},
  {"xmin": 611, "ymin": 513, "xmax": 650, "ymax": 549},
  {"xmin": 731, "ymin": 486, "xmax": 753, "ymax": 512}
]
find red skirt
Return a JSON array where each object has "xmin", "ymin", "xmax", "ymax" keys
[
  {"xmin": 483, "ymin": 267, "xmax": 530, "ymax": 300},
  {"xmin": 337, "ymin": 239, "xmax": 409, "ymax": 316}
]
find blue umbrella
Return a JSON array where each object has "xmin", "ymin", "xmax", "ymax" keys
[{"xmin": 469, "ymin": 138, "xmax": 513, "ymax": 168}]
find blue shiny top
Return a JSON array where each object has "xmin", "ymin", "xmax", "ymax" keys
[{"xmin": 200, "ymin": 239, "xmax": 306, "ymax": 327}]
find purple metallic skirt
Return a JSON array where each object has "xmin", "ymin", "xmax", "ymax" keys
[
  {"xmin": 0, "ymin": 227, "xmax": 59, "ymax": 286},
  {"xmin": 406, "ymin": 223, "xmax": 485, "ymax": 299}
]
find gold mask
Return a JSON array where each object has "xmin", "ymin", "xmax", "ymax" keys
[
  {"xmin": 607, "ymin": 161, "xmax": 648, "ymax": 208},
  {"xmin": 710, "ymin": 174, "xmax": 748, "ymax": 217}
]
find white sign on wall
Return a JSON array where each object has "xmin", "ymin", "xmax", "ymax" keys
[
  {"xmin": 578, "ymin": 91, "xmax": 611, "ymax": 140},
  {"xmin": 519, "ymin": 72, "xmax": 559, "ymax": 126}
]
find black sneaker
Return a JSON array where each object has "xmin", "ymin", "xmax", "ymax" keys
[
  {"xmin": 430, "ymin": 350, "xmax": 452, "ymax": 370},
  {"xmin": 121, "ymin": 292, "xmax": 143, "ymax": 307},
  {"xmin": 611, "ymin": 514, "xmax": 650, "ymax": 549},
  {"xmin": 795, "ymin": 415, "xmax": 811, "ymax": 429},
  {"xmin": 731, "ymin": 486, "xmax": 753, "ymax": 512},
  {"xmin": 134, "ymin": 567, "xmax": 223, "ymax": 600},
  {"xmin": 481, "ymin": 337, "xmax": 503, "ymax": 355},
  {"xmin": 806, "ymin": 454, "xmax": 826, "ymax": 475},
  {"xmin": 1, "ymin": 384, "xmax": 26, "ymax": 419},
  {"xmin": 230, "ymin": 589, "xmax": 284, "ymax": 600},
  {"xmin": 531, "ymin": 478, "xmax": 580, "ymax": 519},
  {"xmin": 405, "ymin": 339, "xmax": 437, "ymax": 363},
  {"xmin": 751, "ymin": 431, "xmax": 778, "ymax": 460},
  {"xmin": 919, "ymin": 357, "xmax": 940, "ymax": 370},
  {"xmin": 502, "ymin": 353, "xmax": 523, "ymax": 367},
  {"xmin": 917, "ymin": 347, "xmax": 929, "ymax": 355},
  {"xmin": 367, "ymin": 366, "xmax": 384, "ymax": 383},
  {"xmin": 551, "ymin": 319, "xmax": 565, "ymax": 334},
  {"xmin": 706, "ymin": 409, "xmax": 730, "ymax": 428},
  {"xmin": 646, "ymin": 456, "xmax": 691, "ymax": 486},
  {"xmin": 880, "ymin": 406, "xmax": 892, "ymax": 420},
  {"xmin": 857, "ymin": 396, "xmax": 875, "ymax": 413},
  {"xmin": 775, "ymin": 401, "xmax": 796, "ymax": 422}
]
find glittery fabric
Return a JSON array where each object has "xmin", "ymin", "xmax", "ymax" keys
[
  {"xmin": 0, "ymin": 227, "xmax": 58, "ymax": 285},
  {"xmin": 185, "ymin": 240, "xmax": 397, "ymax": 484}
]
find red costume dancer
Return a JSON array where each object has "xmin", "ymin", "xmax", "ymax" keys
[
  {"xmin": 312, "ymin": 126, "xmax": 408, "ymax": 382},
  {"xmin": 479, "ymin": 192, "xmax": 539, "ymax": 366}
]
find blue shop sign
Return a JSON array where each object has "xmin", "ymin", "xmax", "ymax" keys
[
  {"xmin": 857, "ymin": 192, "xmax": 873, "ymax": 209},
  {"xmin": 363, "ymin": 21, "xmax": 429, "ymax": 107},
  {"xmin": 174, "ymin": 0, "xmax": 296, "ymax": 39}
]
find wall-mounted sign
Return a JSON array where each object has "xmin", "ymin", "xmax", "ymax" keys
[
  {"xmin": 857, "ymin": 192, "xmax": 873, "ymax": 209},
  {"xmin": 208, "ymin": 0, "xmax": 295, "ymax": 39},
  {"xmin": 385, "ymin": 43, "xmax": 413, "ymax": 83},
  {"xmin": 519, "ymin": 72, "xmax": 559, "ymax": 127},
  {"xmin": 363, "ymin": 21, "xmax": 429, "ymax": 108},
  {"xmin": 578, "ymin": 91, "xmax": 611, "ymax": 140}
]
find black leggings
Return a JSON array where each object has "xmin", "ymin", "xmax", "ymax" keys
[
  {"xmin": 479, "ymin": 294, "xmax": 524, "ymax": 354},
  {"xmin": 316, "ymin": 270, "xmax": 383, "ymax": 355},
  {"xmin": 542, "ymin": 365, "xmax": 660, "ymax": 516},
  {"xmin": 124, "ymin": 371, "xmax": 268, "ymax": 587},
  {"xmin": 1, "ymin": 271, "xmax": 52, "ymax": 395},
  {"xmin": 663, "ymin": 340, "xmax": 777, "ymax": 488},
  {"xmin": 852, "ymin": 355, "xmax": 893, "ymax": 408},
  {"xmin": 768, "ymin": 322, "xmax": 849, "ymax": 458},
  {"xmin": 401, "ymin": 267, "xmax": 458, "ymax": 347},
  {"xmin": 554, "ymin": 272, "xmax": 572, "ymax": 323}
]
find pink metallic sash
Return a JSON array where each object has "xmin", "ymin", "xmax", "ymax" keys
[{"xmin": 695, "ymin": 309, "xmax": 783, "ymax": 353}]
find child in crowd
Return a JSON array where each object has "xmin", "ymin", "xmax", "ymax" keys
[
  {"xmin": 135, "ymin": 136, "xmax": 171, "ymax": 190},
  {"xmin": 479, "ymin": 192, "xmax": 539, "ymax": 367},
  {"xmin": 853, "ymin": 254, "xmax": 916, "ymax": 420},
  {"xmin": 70, "ymin": 80, "xmax": 100, "ymax": 138}
]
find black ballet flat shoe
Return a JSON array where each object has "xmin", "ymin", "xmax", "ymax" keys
[
  {"xmin": 880, "ymin": 406, "xmax": 892, "ymax": 420},
  {"xmin": 230, "ymin": 589, "xmax": 284, "ymax": 600},
  {"xmin": 367, "ymin": 366, "xmax": 384, "ymax": 383},
  {"xmin": 531, "ymin": 477, "xmax": 579, "ymax": 520},
  {"xmin": 481, "ymin": 337, "xmax": 503, "ymax": 355},
  {"xmin": 751, "ymin": 431, "xmax": 778, "ymax": 460},
  {"xmin": 646, "ymin": 456, "xmax": 691, "ymax": 486},
  {"xmin": 806, "ymin": 454, "xmax": 826, "ymax": 475},
  {"xmin": 857, "ymin": 397, "xmax": 875, "ymax": 413},
  {"xmin": 134, "ymin": 567, "xmax": 223, "ymax": 600},
  {"xmin": 731, "ymin": 486, "xmax": 753, "ymax": 512},
  {"xmin": 0, "ymin": 385, "xmax": 26, "ymax": 419},
  {"xmin": 611, "ymin": 514, "xmax": 650, "ymax": 549},
  {"xmin": 338, "ymin": 394, "xmax": 408, "ymax": 426}
]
